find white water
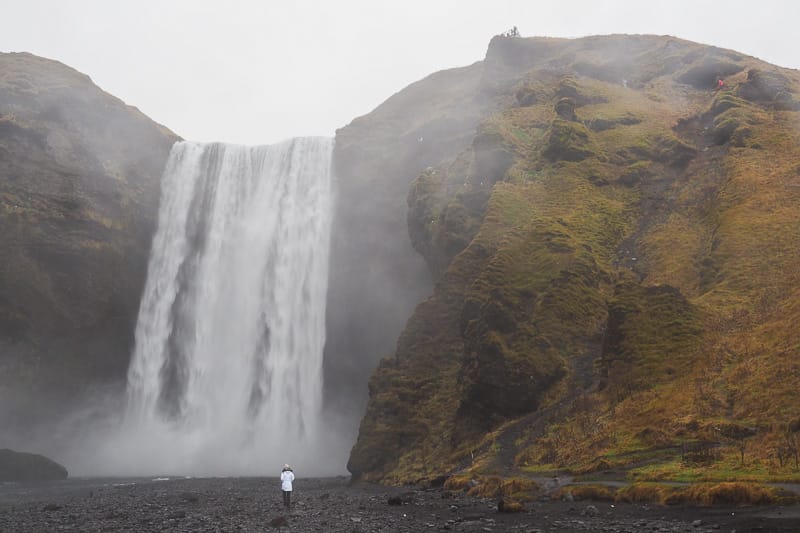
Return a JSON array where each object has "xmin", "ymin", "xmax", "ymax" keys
[{"xmin": 110, "ymin": 137, "xmax": 340, "ymax": 476}]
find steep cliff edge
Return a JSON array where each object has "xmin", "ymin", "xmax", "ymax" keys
[
  {"xmin": 348, "ymin": 35, "xmax": 800, "ymax": 484},
  {"xmin": 325, "ymin": 61, "xmax": 497, "ymax": 416},
  {"xmin": 0, "ymin": 53, "xmax": 178, "ymax": 429}
]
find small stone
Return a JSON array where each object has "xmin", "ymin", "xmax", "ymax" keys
[
  {"xmin": 581, "ymin": 505, "xmax": 599, "ymax": 517},
  {"xmin": 692, "ymin": 519, "xmax": 703, "ymax": 527}
]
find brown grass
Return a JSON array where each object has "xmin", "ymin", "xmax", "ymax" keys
[
  {"xmin": 446, "ymin": 475, "xmax": 540, "ymax": 499},
  {"xmin": 616, "ymin": 482, "xmax": 795, "ymax": 506},
  {"xmin": 467, "ymin": 476, "xmax": 503, "ymax": 498},
  {"xmin": 443, "ymin": 474, "xmax": 474, "ymax": 492},
  {"xmin": 554, "ymin": 484, "xmax": 616, "ymax": 501},
  {"xmin": 682, "ymin": 482, "xmax": 789, "ymax": 506}
]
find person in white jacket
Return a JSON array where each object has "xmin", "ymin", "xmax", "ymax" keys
[{"xmin": 280, "ymin": 464, "xmax": 295, "ymax": 510}]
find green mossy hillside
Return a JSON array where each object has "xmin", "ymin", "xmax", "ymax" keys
[{"xmin": 348, "ymin": 34, "xmax": 800, "ymax": 486}]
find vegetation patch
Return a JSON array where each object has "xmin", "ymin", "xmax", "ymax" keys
[
  {"xmin": 553, "ymin": 484, "xmax": 615, "ymax": 502},
  {"xmin": 543, "ymin": 119, "xmax": 599, "ymax": 162},
  {"xmin": 617, "ymin": 482, "xmax": 794, "ymax": 506}
]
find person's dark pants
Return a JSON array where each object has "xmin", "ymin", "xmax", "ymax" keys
[{"xmin": 282, "ymin": 490, "xmax": 292, "ymax": 509}]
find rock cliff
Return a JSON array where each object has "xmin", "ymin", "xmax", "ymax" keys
[
  {"xmin": 345, "ymin": 35, "xmax": 800, "ymax": 484},
  {"xmin": 0, "ymin": 53, "xmax": 178, "ymax": 430},
  {"xmin": 325, "ymin": 61, "xmax": 495, "ymax": 415},
  {"xmin": 0, "ymin": 448, "xmax": 68, "ymax": 481}
]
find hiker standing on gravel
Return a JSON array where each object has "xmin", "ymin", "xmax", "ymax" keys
[{"xmin": 280, "ymin": 464, "xmax": 295, "ymax": 510}]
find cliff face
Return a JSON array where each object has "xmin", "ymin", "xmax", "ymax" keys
[
  {"xmin": 0, "ymin": 53, "xmax": 178, "ymax": 428},
  {"xmin": 325, "ymin": 62, "xmax": 497, "ymax": 415},
  {"xmin": 347, "ymin": 35, "xmax": 800, "ymax": 483}
]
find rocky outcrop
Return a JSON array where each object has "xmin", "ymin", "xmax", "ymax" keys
[
  {"xmin": 0, "ymin": 53, "xmax": 178, "ymax": 429},
  {"xmin": 0, "ymin": 448, "xmax": 67, "ymax": 481},
  {"xmin": 348, "ymin": 34, "xmax": 800, "ymax": 484}
]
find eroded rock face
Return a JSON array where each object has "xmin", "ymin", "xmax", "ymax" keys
[
  {"xmin": 0, "ymin": 52, "xmax": 179, "ymax": 429},
  {"xmin": 0, "ymin": 448, "xmax": 68, "ymax": 481},
  {"xmin": 325, "ymin": 61, "xmax": 495, "ymax": 417},
  {"xmin": 348, "ymin": 34, "xmax": 800, "ymax": 484}
]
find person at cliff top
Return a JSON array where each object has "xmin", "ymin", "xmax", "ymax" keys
[
  {"xmin": 280, "ymin": 464, "xmax": 295, "ymax": 510},
  {"xmin": 717, "ymin": 78, "xmax": 725, "ymax": 90}
]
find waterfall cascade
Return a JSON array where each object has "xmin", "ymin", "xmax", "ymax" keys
[{"xmin": 123, "ymin": 137, "xmax": 335, "ymax": 475}]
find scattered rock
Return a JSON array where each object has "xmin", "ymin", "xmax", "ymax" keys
[
  {"xmin": 268, "ymin": 515, "xmax": 289, "ymax": 528},
  {"xmin": 180, "ymin": 491, "xmax": 199, "ymax": 503},
  {"xmin": 0, "ymin": 464, "xmax": 794, "ymax": 532},
  {"xmin": 497, "ymin": 498, "xmax": 524, "ymax": 513},
  {"xmin": 581, "ymin": 504, "xmax": 599, "ymax": 517}
]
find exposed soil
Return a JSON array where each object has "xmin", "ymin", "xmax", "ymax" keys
[{"xmin": 2, "ymin": 476, "xmax": 799, "ymax": 532}]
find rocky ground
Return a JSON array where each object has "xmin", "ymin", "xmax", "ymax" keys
[{"xmin": 0, "ymin": 476, "xmax": 799, "ymax": 532}]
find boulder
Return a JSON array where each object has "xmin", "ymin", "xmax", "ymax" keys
[{"xmin": 0, "ymin": 448, "xmax": 68, "ymax": 481}]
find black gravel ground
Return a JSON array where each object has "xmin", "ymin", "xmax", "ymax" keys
[{"xmin": 1, "ymin": 476, "xmax": 799, "ymax": 532}]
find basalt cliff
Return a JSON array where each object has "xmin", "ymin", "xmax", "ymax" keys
[
  {"xmin": 341, "ymin": 34, "xmax": 800, "ymax": 485},
  {"xmin": 2, "ymin": 35, "xmax": 800, "ymax": 487},
  {"xmin": 0, "ymin": 53, "xmax": 178, "ymax": 431}
]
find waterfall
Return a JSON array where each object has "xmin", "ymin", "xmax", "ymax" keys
[{"xmin": 121, "ymin": 137, "xmax": 335, "ymax": 475}]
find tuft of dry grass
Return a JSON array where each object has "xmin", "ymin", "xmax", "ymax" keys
[
  {"xmin": 443, "ymin": 474, "xmax": 474, "ymax": 492},
  {"xmin": 554, "ymin": 484, "xmax": 616, "ymax": 501},
  {"xmin": 446, "ymin": 475, "xmax": 540, "ymax": 499},
  {"xmin": 614, "ymin": 483, "xmax": 673, "ymax": 504},
  {"xmin": 467, "ymin": 476, "xmax": 503, "ymax": 498},
  {"xmin": 497, "ymin": 498, "xmax": 525, "ymax": 512}
]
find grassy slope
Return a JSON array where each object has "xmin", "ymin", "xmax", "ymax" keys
[{"xmin": 348, "ymin": 35, "xmax": 800, "ymax": 485}]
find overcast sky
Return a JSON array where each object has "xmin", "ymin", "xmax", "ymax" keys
[{"xmin": 2, "ymin": 0, "xmax": 797, "ymax": 145}]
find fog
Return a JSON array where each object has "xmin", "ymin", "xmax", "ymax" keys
[
  {"xmin": 1, "ymin": 137, "xmax": 353, "ymax": 478},
  {"xmin": 0, "ymin": 0, "xmax": 798, "ymax": 145},
  {"xmin": 2, "ymin": 0, "xmax": 799, "ymax": 479}
]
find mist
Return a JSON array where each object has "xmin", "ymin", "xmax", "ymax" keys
[
  {"xmin": 2, "ymin": 1, "xmax": 798, "ymax": 145},
  {"xmin": 3, "ymin": 0, "xmax": 800, "ymax": 489},
  {"xmin": 1, "ymin": 137, "xmax": 355, "ymax": 479}
]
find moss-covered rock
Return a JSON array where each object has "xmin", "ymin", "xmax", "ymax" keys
[{"xmin": 543, "ymin": 119, "xmax": 598, "ymax": 162}]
